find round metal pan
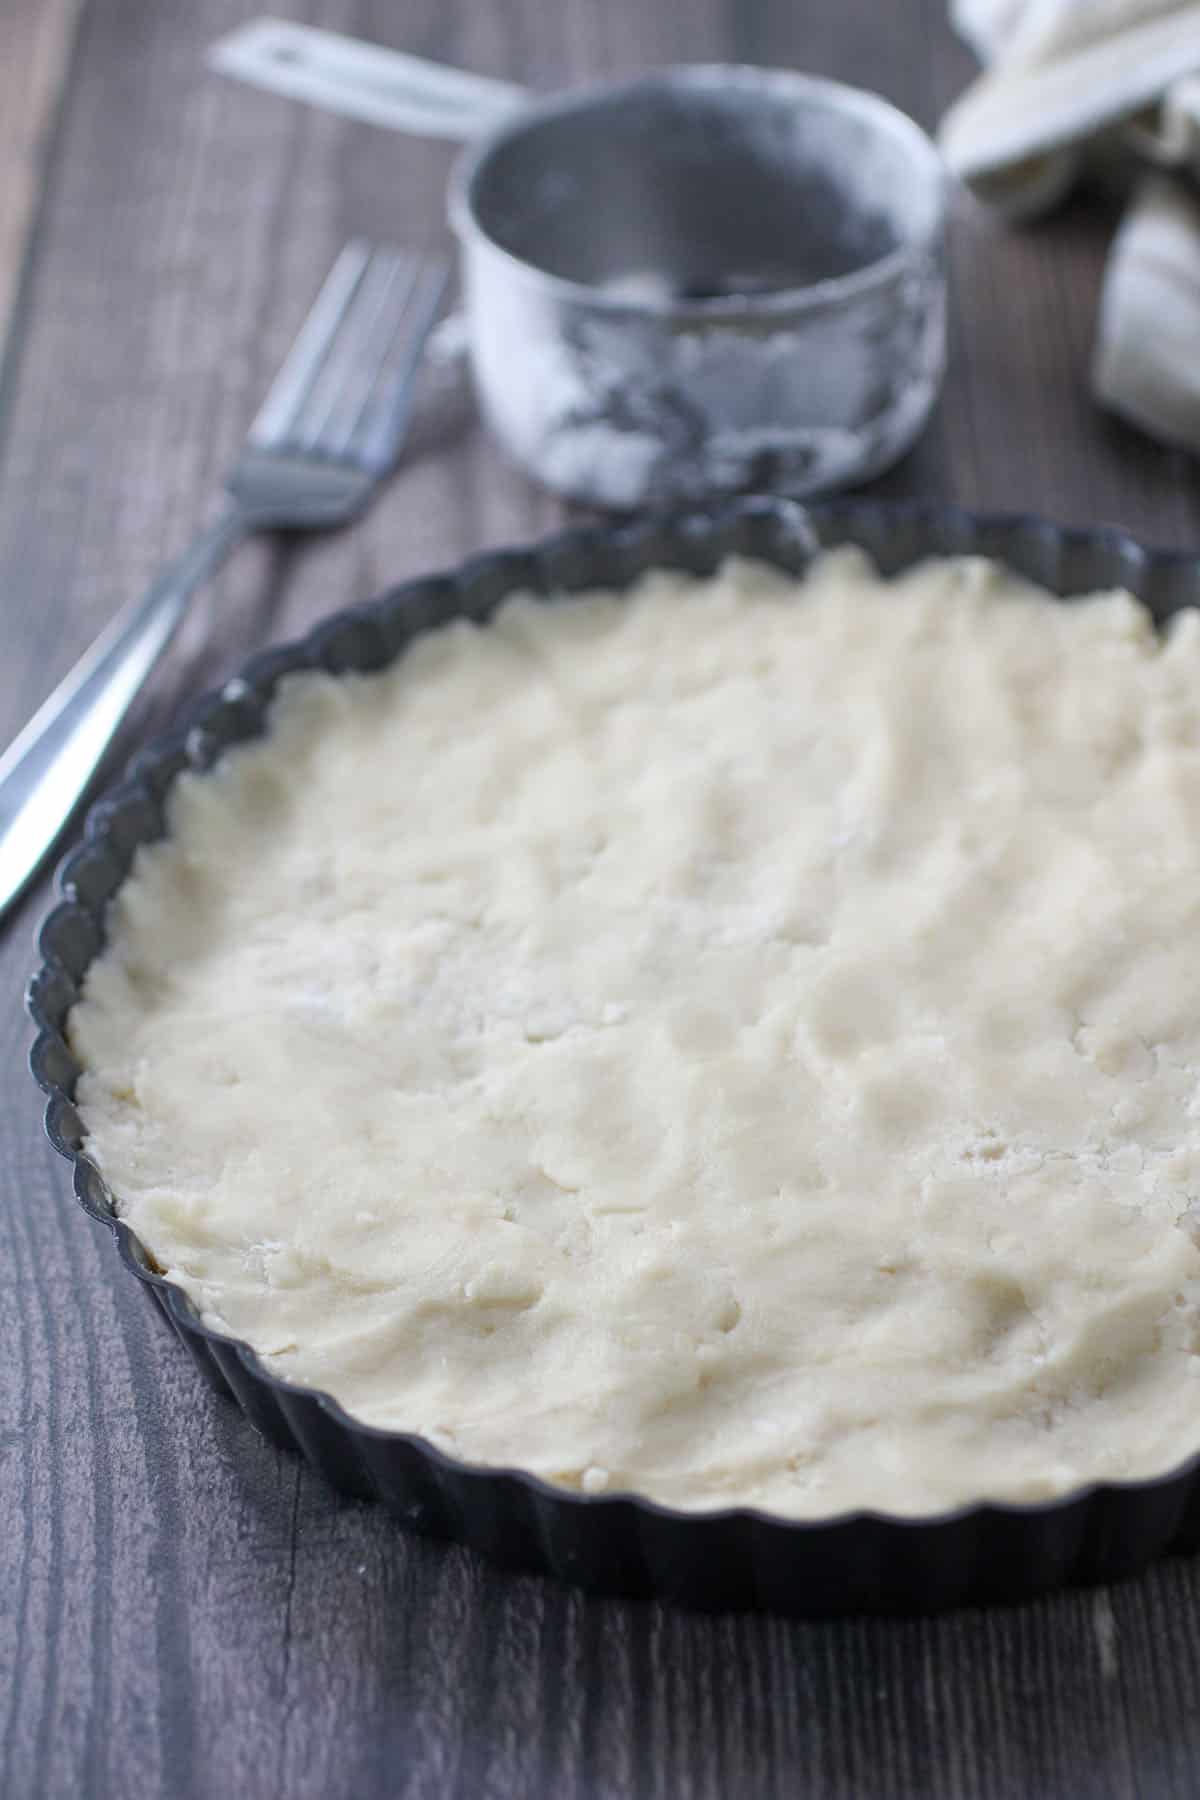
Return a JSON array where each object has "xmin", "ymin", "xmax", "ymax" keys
[{"xmin": 28, "ymin": 495, "xmax": 1200, "ymax": 1616}]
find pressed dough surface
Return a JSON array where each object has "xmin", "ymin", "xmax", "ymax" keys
[{"xmin": 70, "ymin": 551, "xmax": 1200, "ymax": 1517}]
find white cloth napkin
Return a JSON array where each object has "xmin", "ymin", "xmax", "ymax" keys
[{"xmin": 941, "ymin": 1, "xmax": 1200, "ymax": 449}]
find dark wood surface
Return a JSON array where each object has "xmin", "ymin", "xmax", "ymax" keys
[{"xmin": 6, "ymin": 4, "xmax": 1200, "ymax": 1797}]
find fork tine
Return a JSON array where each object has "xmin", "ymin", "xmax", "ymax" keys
[
  {"xmin": 248, "ymin": 241, "xmax": 372, "ymax": 449},
  {"xmin": 320, "ymin": 253, "xmax": 434, "ymax": 461},
  {"xmin": 292, "ymin": 249, "xmax": 420, "ymax": 454},
  {"xmin": 351, "ymin": 259, "xmax": 451, "ymax": 475}
]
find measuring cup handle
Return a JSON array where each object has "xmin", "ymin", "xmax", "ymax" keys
[{"xmin": 208, "ymin": 19, "xmax": 529, "ymax": 142}]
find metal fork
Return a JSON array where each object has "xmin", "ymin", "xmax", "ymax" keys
[{"xmin": 0, "ymin": 240, "xmax": 449, "ymax": 921}]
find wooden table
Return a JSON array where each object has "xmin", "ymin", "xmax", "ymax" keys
[{"xmin": 5, "ymin": 4, "xmax": 1200, "ymax": 1796}]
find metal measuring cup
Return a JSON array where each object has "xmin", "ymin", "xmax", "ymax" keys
[{"xmin": 214, "ymin": 27, "xmax": 948, "ymax": 508}]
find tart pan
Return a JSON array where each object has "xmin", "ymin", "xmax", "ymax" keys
[{"xmin": 28, "ymin": 495, "xmax": 1200, "ymax": 1617}]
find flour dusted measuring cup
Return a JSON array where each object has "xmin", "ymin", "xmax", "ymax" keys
[{"xmin": 213, "ymin": 25, "xmax": 948, "ymax": 508}]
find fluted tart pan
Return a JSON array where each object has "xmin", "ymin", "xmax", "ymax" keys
[{"xmin": 29, "ymin": 496, "xmax": 1200, "ymax": 1616}]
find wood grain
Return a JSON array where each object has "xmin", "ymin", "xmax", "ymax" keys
[
  {"xmin": 4, "ymin": 2, "xmax": 1200, "ymax": 1796},
  {"xmin": 0, "ymin": 0, "xmax": 83, "ymax": 379}
]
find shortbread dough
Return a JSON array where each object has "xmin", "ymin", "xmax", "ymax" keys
[{"xmin": 71, "ymin": 550, "xmax": 1200, "ymax": 1516}]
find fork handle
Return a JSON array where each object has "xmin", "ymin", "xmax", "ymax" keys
[{"xmin": 0, "ymin": 506, "xmax": 248, "ymax": 920}]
